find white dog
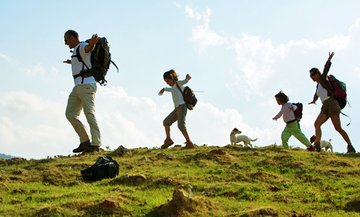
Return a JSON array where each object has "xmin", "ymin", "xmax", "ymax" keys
[
  {"xmin": 320, "ymin": 139, "xmax": 333, "ymax": 152},
  {"xmin": 230, "ymin": 128, "xmax": 258, "ymax": 148},
  {"xmin": 310, "ymin": 135, "xmax": 333, "ymax": 152}
]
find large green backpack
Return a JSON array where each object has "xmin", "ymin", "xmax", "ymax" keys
[{"xmin": 328, "ymin": 74, "xmax": 347, "ymax": 109}]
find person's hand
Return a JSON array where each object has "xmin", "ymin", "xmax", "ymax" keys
[
  {"xmin": 186, "ymin": 74, "xmax": 192, "ymax": 80},
  {"xmin": 158, "ymin": 88, "xmax": 165, "ymax": 96},
  {"xmin": 327, "ymin": 52, "xmax": 334, "ymax": 62},
  {"xmin": 89, "ymin": 34, "xmax": 99, "ymax": 46},
  {"xmin": 272, "ymin": 117, "xmax": 277, "ymax": 121},
  {"xmin": 63, "ymin": 59, "xmax": 71, "ymax": 64},
  {"xmin": 85, "ymin": 34, "xmax": 99, "ymax": 53}
]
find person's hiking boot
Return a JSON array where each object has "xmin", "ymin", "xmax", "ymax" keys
[
  {"xmin": 184, "ymin": 141, "xmax": 196, "ymax": 149},
  {"xmin": 307, "ymin": 145, "xmax": 316, "ymax": 152},
  {"xmin": 83, "ymin": 145, "xmax": 100, "ymax": 153},
  {"xmin": 347, "ymin": 144, "xmax": 356, "ymax": 154},
  {"xmin": 73, "ymin": 140, "xmax": 91, "ymax": 153},
  {"xmin": 161, "ymin": 139, "xmax": 174, "ymax": 149},
  {"xmin": 314, "ymin": 142, "xmax": 321, "ymax": 152}
]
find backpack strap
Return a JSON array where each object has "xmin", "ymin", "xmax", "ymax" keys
[
  {"xmin": 73, "ymin": 45, "xmax": 91, "ymax": 83},
  {"xmin": 110, "ymin": 60, "xmax": 119, "ymax": 72},
  {"xmin": 175, "ymin": 82, "xmax": 185, "ymax": 100},
  {"xmin": 340, "ymin": 111, "xmax": 351, "ymax": 126}
]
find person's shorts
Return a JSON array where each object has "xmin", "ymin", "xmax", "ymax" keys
[{"xmin": 321, "ymin": 97, "xmax": 341, "ymax": 117}]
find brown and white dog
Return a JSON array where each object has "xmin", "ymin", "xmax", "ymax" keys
[
  {"xmin": 230, "ymin": 128, "xmax": 257, "ymax": 148},
  {"xmin": 310, "ymin": 135, "xmax": 333, "ymax": 152}
]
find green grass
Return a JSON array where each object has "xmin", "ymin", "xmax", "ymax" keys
[{"xmin": 0, "ymin": 145, "xmax": 360, "ymax": 216}]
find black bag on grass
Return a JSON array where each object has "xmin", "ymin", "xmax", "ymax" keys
[{"xmin": 81, "ymin": 156, "xmax": 119, "ymax": 181}]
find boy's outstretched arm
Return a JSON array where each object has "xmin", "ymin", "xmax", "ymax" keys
[
  {"xmin": 158, "ymin": 88, "xmax": 165, "ymax": 96},
  {"xmin": 186, "ymin": 74, "xmax": 192, "ymax": 80}
]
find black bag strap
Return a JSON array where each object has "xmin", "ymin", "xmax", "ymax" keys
[
  {"xmin": 111, "ymin": 60, "xmax": 119, "ymax": 72},
  {"xmin": 73, "ymin": 45, "xmax": 91, "ymax": 83},
  {"xmin": 340, "ymin": 111, "xmax": 351, "ymax": 126},
  {"xmin": 175, "ymin": 82, "xmax": 185, "ymax": 100}
]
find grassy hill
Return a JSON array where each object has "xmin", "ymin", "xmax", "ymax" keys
[{"xmin": 0, "ymin": 145, "xmax": 359, "ymax": 216}]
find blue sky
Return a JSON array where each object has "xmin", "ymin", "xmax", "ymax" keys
[{"xmin": 1, "ymin": 1, "xmax": 360, "ymax": 159}]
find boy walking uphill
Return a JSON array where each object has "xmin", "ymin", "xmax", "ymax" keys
[
  {"xmin": 272, "ymin": 91, "xmax": 314, "ymax": 151},
  {"xmin": 158, "ymin": 69, "xmax": 196, "ymax": 149}
]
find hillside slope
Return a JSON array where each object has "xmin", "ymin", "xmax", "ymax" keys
[{"xmin": 0, "ymin": 145, "xmax": 359, "ymax": 216}]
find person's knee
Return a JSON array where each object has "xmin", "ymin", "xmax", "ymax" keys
[
  {"xmin": 65, "ymin": 110, "xmax": 75, "ymax": 121},
  {"xmin": 314, "ymin": 121, "xmax": 321, "ymax": 129},
  {"xmin": 83, "ymin": 110, "xmax": 96, "ymax": 119},
  {"xmin": 334, "ymin": 125, "xmax": 344, "ymax": 133},
  {"xmin": 163, "ymin": 119, "xmax": 171, "ymax": 127},
  {"xmin": 177, "ymin": 122, "xmax": 186, "ymax": 131}
]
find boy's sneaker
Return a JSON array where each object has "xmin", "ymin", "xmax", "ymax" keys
[
  {"xmin": 184, "ymin": 141, "xmax": 196, "ymax": 149},
  {"xmin": 307, "ymin": 145, "xmax": 316, "ymax": 152},
  {"xmin": 314, "ymin": 143, "xmax": 321, "ymax": 152},
  {"xmin": 347, "ymin": 144, "xmax": 356, "ymax": 154},
  {"xmin": 161, "ymin": 139, "xmax": 174, "ymax": 149},
  {"xmin": 73, "ymin": 140, "xmax": 91, "ymax": 153}
]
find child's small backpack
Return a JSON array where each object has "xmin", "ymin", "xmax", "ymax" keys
[
  {"xmin": 74, "ymin": 37, "xmax": 119, "ymax": 85},
  {"xmin": 175, "ymin": 83, "xmax": 198, "ymax": 110},
  {"xmin": 292, "ymin": 102, "xmax": 303, "ymax": 121},
  {"xmin": 328, "ymin": 74, "xmax": 347, "ymax": 109},
  {"xmin": 183, "ymin": 86, "xmax": 198, "ymax": 110},
  {"xmin": 81, "ymin": 156, "xmax": 119, "ymax": 181}
]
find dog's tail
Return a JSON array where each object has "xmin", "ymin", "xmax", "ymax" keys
[{"xmin": 250, "ymin": 138, "xmax": 258, "ymax": 142}]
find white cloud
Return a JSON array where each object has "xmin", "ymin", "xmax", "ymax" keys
[
  {"xmin": 0, "ymin": 91, "xmax": 59, "ymax": 114},
  {"xmin": 185, "ymin": 5, "xmax": 202, "ymax": 21},
  {"xmin": 349, "ymin": 18, "xmax": 360, "ymax": 33},
  {"xmin": 353, "ymin": 66, "xmax": 360, "ymax": 78},
  {"xmin": 0, "ymin": 91, "xmax": 72, "ymax": 158},
  {"xmin": 318, "ymin": 34, "xmax": 350, "ymax": 51},
  {"xmin": 0, "ymin": 87, "xmax": 280, "ymax": 158},
  {"xmin": 186, "ymin": 7, "xmax": 354, "ymax": 96},
  {"xmin": 185, "ymin": 6, "xmax": 225, "ymax": 53},
  {"xmin": 25, "ymin": 63, "xmax": 47, "ymax": 76},
  {"xmin": 0, "ymin": 53, "xmax": 10, "ymax": 62},
  {"xmin": 189, "ymin": 102, "xmax": 277, "ymax": 147}
]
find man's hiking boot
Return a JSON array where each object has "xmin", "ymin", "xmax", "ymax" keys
[
  {"xmin": 307, "ymin": 145, "xmax": 316, "ymax": 152},
  {"xmin": 161, "ymin": 139, "xmax": 174, "ymax": 149},
  {"xmin": 83, "ymin": 145, "xmax": 100, "ymax": 153},
  {"xmin": 73, "ymin": 140, "xmax": 91, "ymax": 153},
  {"xmin": 184, "ymin": 141, "xmax": 196, "ymax": 149},
  {"xmin": 347, "ymin": 144, "xmax": 356, "ymax": 154},
  {"xmin": 314, "ymin": 142, "xmax": 321, "ymax": 152}
]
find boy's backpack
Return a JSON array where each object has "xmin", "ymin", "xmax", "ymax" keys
[
  {"xmin": 75, "ymin": 37, "xmax": 119, "ymax": 85},
  {"xmin": 328, "ymin": 74, "xmax": 347, "ymax": 109},
  {"xmin": 175, "ymin": 83, "xmax": 198, "ymax": 110},
  {"xmin": 81, "ymin": 156, "xmax": 119, "ymax": 181},
  {"xmin": 292, "ymin": 102, "xmax": 303, "ymax": 121}
]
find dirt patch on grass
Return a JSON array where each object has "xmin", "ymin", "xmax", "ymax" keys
[
  {"xmin": 328, "ymin": 159, "xmax": 353, "ymax": 167},
  {"xmin": 249, "ymin": 171, "xmax": 282, "ymax": 184},
  {"xmin": 188, "ymin": 149, "xmax": 236, "ymax": 164},
  {"xmin": 149, "ymin": 189, "xmax": 216, "ymax": 217},
  {"xmin": 110, "ymin": 174, "xmax": 147, "ymax": 186},
  {"xmin": 345, "ymin": 198, "xmax": 360, "ymax": 212},
  {"xmin": 239, "ymin": 207, "xmax": 279, "ymax": 217},
  {"xmin": 42, "ymin": 166, "xmax": 69, "ymax": 185}
]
